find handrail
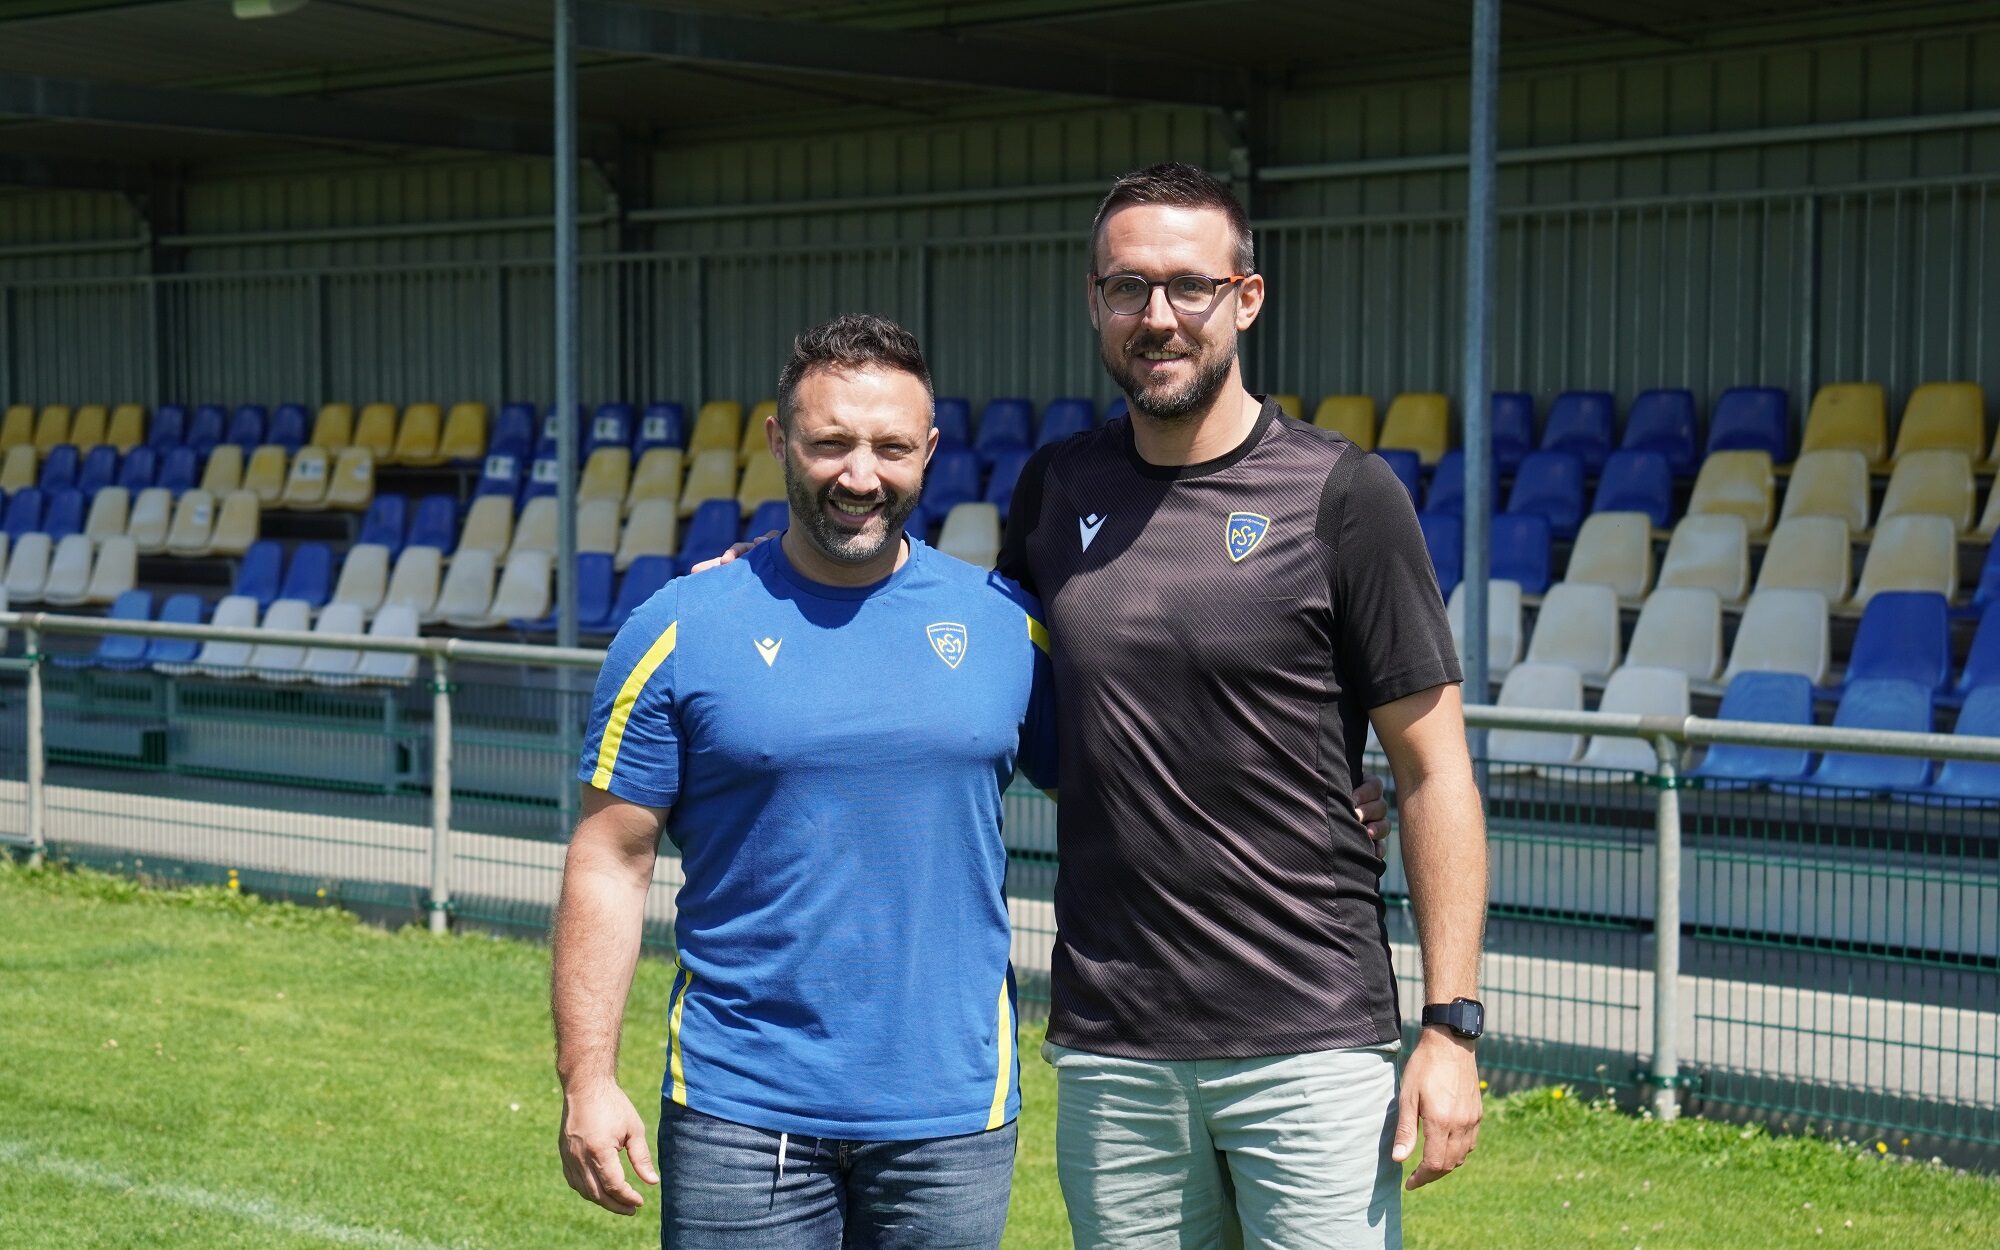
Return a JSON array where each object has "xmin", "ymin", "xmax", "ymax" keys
[{"xmin": 0, "ymin": 610, "xmax": 602, "ymax": 669}]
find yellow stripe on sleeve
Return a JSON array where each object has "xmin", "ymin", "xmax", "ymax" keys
[
  {"xmin": 589, "ymin": 620, "xmax": 678, "ymax": 790},
  {"xmin": 984, "ymin": 975, "xmax": 1015, "ymax": 1129},
  {"xmin": 668, "ymin": 958, "xmax": 694, "ymax": 1106},
  {"xmin": 1026, "ymin": 614, "xmax": 1050, "ymax": 656}
]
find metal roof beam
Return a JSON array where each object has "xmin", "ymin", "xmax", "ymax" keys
[
  {"xmin": 572, "ymin": 0, "xmax": 1250, "ymax": 111},
  {"xmin": 0, "ymin": 150, "xmax": 148, "ymax": 193}
]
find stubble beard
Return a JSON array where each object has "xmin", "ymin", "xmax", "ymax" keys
[
  {"xmin": 782, "ymin": 447, "xmax": 923, "ymax": 565},
  {"xmin": 1100, "ymin": 333, "xmax": 1237, "ymax": 425}
]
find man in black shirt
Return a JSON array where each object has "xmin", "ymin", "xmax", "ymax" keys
[{"xmin": 998, "ymin": 164, "xmax": 1486, "ymax": 1248}]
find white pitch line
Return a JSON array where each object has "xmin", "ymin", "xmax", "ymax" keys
[{"xmin": 0, "ymin": 1140, "xmax": 474, "ymax": 1250}]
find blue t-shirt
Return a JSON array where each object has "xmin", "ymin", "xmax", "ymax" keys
[{"xmin": 577, "ymin": 537, "xmax": 1058, "ymax": 1140}]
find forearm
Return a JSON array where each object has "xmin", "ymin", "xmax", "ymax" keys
[
  {"xmin": 1395, "ymin": 761, "xmax": 1487, "ymax": 1002},
  {"xmin": 550, "ymin": 829, "xmax": 655, "ymax": 1090}
]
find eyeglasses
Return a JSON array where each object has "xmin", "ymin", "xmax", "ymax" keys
[{"xmin": 1092, "ymin": 272, "xmax": 1250, "ymax": 316}]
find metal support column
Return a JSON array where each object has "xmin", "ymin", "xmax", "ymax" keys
[
  {"xmin": 1650, "ymin": 733, "xmax": 1684, "ymax": 1121},
  {"xmin": 554, "ymin": 0, "xmax": 580, "ymax": 652},
  {"xmin": 428, "ymin": 655, "xmax": 454, "ymax": 934},
  {"xmin": 24, "ymin": 627, "xmax": 46, "ymax": 869},
  {"xmin": 1798, "ymin": 192, "xmax": 1821, "ymax": 411},
  {"xmin": 1460, "ymin": 0, "xmax": 1500, "ymax": 757}
]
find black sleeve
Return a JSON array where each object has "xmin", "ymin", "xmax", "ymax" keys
[
  {"xmin": 1318, "ymin": 448, "xmax": 1463, "ymax": 709},
  {"xmin": 996, "ymin": 443, "xmax": 1057, "ymax": 596}
]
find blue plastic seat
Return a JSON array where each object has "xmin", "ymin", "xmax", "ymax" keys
[
  {"xmin": 2, "ymin": 488, "xmax": 42, "ymax": 542},
  {"xmin": 1376, "ymin": 450, "xmax": 1422, "ymax": 507},
  {"xmin": 234, "ymin": 541, "xmax": 284, "ymax": 608},
  {"xmin": 982, "ymin": 449, "xmax": 1031, "ymax": 521},
  {"xmin": 1928, "ymin": 687, "xmax": 2000, "ymax": 803},
  {"xmin": 116, "ymin": 445, "xmax": 158, "ymax": 492},
  {"xmin": 1805, "ymin": 679, "xmax": 1932, "ymax": 792},
  {"xmin": 1971, "ymin": 542, "xmax": 2000, "ymax": 613},
  {"xmin": 1423, "ymin": 449, "xmax": 1498, "ymax": 518},
  {"xmin": 1418, "ymin": 511, "xmax": 1463, "ymax": 600},
  {"xmin": 588, "ymin": 403, "xmax": 634, "ymax": 455},
  {"xmin": 677, "ymin": 500, "xmax": 740, "ymax": 575},
  {"xmin": 157, "ymin": 446, "xmax": 200, "ymax": 495},
  {"xmin": 1620, "ymin": 389, "xmax": 1697, "ymax": 476},
  {"xmin": 268, "ymin": 404, "xmax": 309, "ymax": 453},
  {"xmin": 358, "ymin": 494, "xmax": 407, "ymax": 556},
  {"xmin": 541, "ymin": 404, "xmax": 586, "ymax": 449},
  {"xmin": 227, "ymin": 404, "xmax": 266, "ymax": 451},
  {"xmin": 187, "ymin": 404, "xmax": 226, "ymax": 458},
  {"xmin": 635, "ymin": 402, "xmax": 685, "ymax": 454},
  {"xmin": 516, "ymin": 553, "xmax": 616, "ymax": 633},
  {"xmin": 1505, "ymin": 450, "xmax": 1585, "ymax": 540},
  {"xmin": 408, "ymin": 494, "xmax": 458, "ymax": 555},
  {"xmin": 607, "ymin": 556, "xmax": 674, "ymax": 631},
  {"xmin": 143, "ymin": 593, "xmax": 207, "ymax": 667},
  {"xmin": 922, "ymin": 446, "xmax": 983, "ymax": 525},
  {"xmin": 56, "ymin": 590, "xmax": 153, "ymax": 671},
  {"xmin": 1490, "ymin": 392, "xmax": 1535, "ymax": 475},
  {"xmin": 148, "ymin": 404, "xmax": 188, "ymax": 450},
  {"xmin": 1956, "ymin": 604, "xmax": 2000, "ymax": 697},
  {"xmin": 1489, "ymin": 512, "xmax": 1552, "ymax": 595},
  {"xmin": 521, "ymin": 455, "xmax": 560, "ymax": 503},
  {"xmin": 1691, "ymin": 672, "xmax": 1817, "ymax": 784},
  {"xmin": 905, "ymin": 510, "xmax": 931, "ymax": 544},
  {"xmin": 38, "ymin": 444, "xmax": 79, "ymax": 494},
  {"xmin": 476, "ymin": 451, "xmax": 524, "ymax": 500},
  {"xmin": 746, "ymin": 500, "xmax": 788, "ymax": 541},
  {"xmin": 974, "ymin": 398, "xmax": 1034, "ymax": 466},
  {"xmin": 1846, "ymin": 592, "xmax": 1950, "ymax": 693},
  {"xmin": 1105, "ymin": 396, "xmax": 1130, "ymax": 421},
  {"xmin": 41, "ymin": 489, "xmax": 83, "ymax": 540},
  {"xmin": 491, "ymin": 403, "xmax": 537, "ymax": 458},
  {"xmin": 1542, "ymin": 391, "xmax": 1616, "ymax": 475},
  {"xmin": 1591, "ymin": 450, "xmax": 1675, "ymax": 528},
  {"xmin": 933, "ymin": 398, "xmax": 972, "ymax": 449},
  {"xmin": 76, "ymin": 445, "xmax": 119, "ymax": 497},
  {"xmin": 280, "ymin": 542, "xmax": 334, "ymax": 610},
  {"xmin": 1707, "ymin": 387, "xmax": 1789, "ymax": 462},
  {"xmin": 1037, "ymin": 397, "xmax": 1096, "ymax": 448}
]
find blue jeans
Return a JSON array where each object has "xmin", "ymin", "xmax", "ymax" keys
[{"xmin": 657, "ymin": 1099, "xmax": 1016, "ymax": 1249}]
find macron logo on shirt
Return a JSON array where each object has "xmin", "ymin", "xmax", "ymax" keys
[
  {"xmin": 1078, "ymin": 513, "xmax": 1107, "ymax": 552},
  {"xmin": 754, "ymin": 637, "xmax": 782, "ymax": 667}
]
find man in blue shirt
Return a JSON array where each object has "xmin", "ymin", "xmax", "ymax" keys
[{"xmin": 551, "ymin": 314, "xmax": 1057, "ymax": 1248}]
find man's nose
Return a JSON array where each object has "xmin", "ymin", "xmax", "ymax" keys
[
  {"xmin": 1139, "ymin": 284, "xmax": 1179, "ymax": 333},
  {"xmin": 838, "ymin": 451, "xmax": 881, "ymax": 495}
]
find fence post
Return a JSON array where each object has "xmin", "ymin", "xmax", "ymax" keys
[
  {"xmin": 24, "ymin": 626, "xmax": 45, "ymax": 869},
  {"xmin": 1650, "ymin": 732, "xmax": 1683, "ymax": 1121},
  {"xmin": 428, "ymin": 654, "xmax": 454, "ymax": 934}
]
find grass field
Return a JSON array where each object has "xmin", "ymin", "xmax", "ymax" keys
[{"xmin": 2, "ymin": 859, "xmax": 1996, "ymax": 1250}]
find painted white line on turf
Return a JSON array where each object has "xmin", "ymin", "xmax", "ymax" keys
[{"xmin": 0, "ymin": 1140, "xmax": 473, "ymax": 1250}]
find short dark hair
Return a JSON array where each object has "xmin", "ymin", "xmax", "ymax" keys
[
  {"xmin": 1090, "ymin": 162, "xmax": 1255, "ymax": 275},
  {"xmin": 775, "ymin": 313, "xmax": 933, "ymax": 431}
]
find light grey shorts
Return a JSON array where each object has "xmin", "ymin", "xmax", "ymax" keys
[{"xmin": 1044, "ymin": 1039, "xmax": 1402, "ymax": 1250}]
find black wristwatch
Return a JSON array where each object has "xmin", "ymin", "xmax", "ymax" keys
[{"xmin": 1421, "ymin": 997, "xmax": 1485, "ymax": 1040}]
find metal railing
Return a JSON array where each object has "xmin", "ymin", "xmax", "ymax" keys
[{"xmin": 2, "ymin": 608, "xmax": 1997, "ymax": 1151}]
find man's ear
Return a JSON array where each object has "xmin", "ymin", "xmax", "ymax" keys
[
  {"xmin": 1235, "ymin": 273, "xmax": 1265, "ymax": 332},
  {"xmin": 764, "ymin": 410, "xmax": 785, "ymax": 459}
]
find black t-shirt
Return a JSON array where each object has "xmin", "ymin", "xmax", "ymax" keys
[{"xmin": 998, "ymin": 397, "xmax": 1462, "ymax": 1059}]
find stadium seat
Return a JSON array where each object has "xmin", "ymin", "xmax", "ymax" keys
[
  {"xmin": 745, "ymin": 500, "xmax": 787, "ymax": 542},
  {"xmin": 1486, "ymin": 663, "xmax": 1584, "ymax": 771},
  {"xmin": 616, "ymin": 499, "xmax": 678, "ymax": 572},
  {"xmin": 75, "ymin": 446, "xmax": 117, "ymax": 497},
  {"xmin": 331, "ymin": 604, "xmax": 421, "ymax": 687},
  {"xmin": 477, "ymin": 451, "xmax": 524, "ymax": 500},
  {"xmin": 1927, "ymin": 686, "xmax": 2000, "ymax": 803},
  {"xmin": 482, "ymin": 549, "xmax": 552, "ymax": 629},
  {"xmin": 1707, "ymin": 387, "xmax": 1789, "ymax": 461},
  {"xmin": 1892, "ymin": 381, "xmax": 1986, "ymax": 466},
  {"xmin": 198, "ymin": 443, "xmax": 243, "ymax": 496},
  {"xmin": 1974, "ymin": 543, "xmax": 2000, "ymax": 613},
  {"xmin": 1852, "ymin": 514, "xmax": 1957, "ymax": 608},
  {"xmin": 975, "ymin": 399, "xmax": 1034, "ymax": 466},
  {"xmin": 921, "ymin": 446, "xmax": 982, "ymax": 527},
  {"xmin": 1846, "ymin": 591, "xmax": 1951, "ymax": 692},
  {"xmin": 625, "ymin": 447, "xmax": 683, "ymax": 515},
  {"xmin": 383, "ymin": 547, "xmax": 442, "ymax": 620},
  {"xmin": 938, "ymin": 503, "xmax": 1002, "ymax": 569},
  {"xmin": 1778, "ymin": 449, "xmax": 1870, "ymax": 534},
  {"xmin": 2, "ymin": 532, "xmax": 50, "ymax": 602},
  {"xmin": 408, "ymin": 493, "xmax": 457, "ymax": 555},
  {"xmin": 1418, "ymin": 511, "xmax": 1462, "ymax": 600},
  {"xmin": 509, "ymin": 496, "xmax": 557, "ymax": 560},
  {"xmin": 40, "ymin": 489, "xmax": 82, "ymax": 541},
  {"xmin": 157, "ymin": 445, "xmax": 201, "ymax": 496},
  {"xmin": 1806, "ymin": 679, "xmax": 1933, "ymax": 792},
  {"xmin": 1976, "ymin": 478, "xmax": 2000, "ymax": 542},
  {"xmin": 2, "ymin": 486, "xmax": 42, "ymax": 541},
  {"xmin": 1800, "ymin": 383, "xmax": 1887, "ymax": 467},
  {"xmin": 1877, "ymin": 448, "xmax": 1975, "ymax": 534},
  {"xmin": 310, "ymin": 403, "xmax": 353, "ymax": 451},
  {"xmin": 1754, "ymin": 516, "xmax": 1851, "ymax": 604},
  {"xmin": 1038, "ymin": 398, "xmax": 1096, "ymax": 448},
  {"xmin": 148, "ymin": 404, "xmax": 188, "ymax": 451},
  {"xmin": 679, "ymin": 449, "xmax": 738, "ymax": 519},
  {"xmin": 570, "ymin": 553, "xmax": 618, "ymax": 633},
  {"xmin": 391, "ymin": 403, "xmax": 443, "ymax": 466},
  {"xmin": 677, "ymin": 499, "xmax": 741, "ymax": 575},
  {"xmin": 241, "ymin": 446, "xmax": 287, "ymax": 505},
  {"xmin": 247, "ymin": 599, "xmax": 314, "ymax": 682},
  {"xmin": 1590, "ymin": 450, "xmax": 1674, "ymax": 529},
  {"xmin": 1489, "ymin": 392, "xmax": 1535, "ymax": 475},
  {"xmin": 0, "ymin": 404, "xmax": 33, "ymax": 452},
  {"xmin": 359, "ymin": 494, "xmax": 406, "ymax": 556},
  {"xmin": 40, "ymin": 534, "xmax": 93, "ymax": 605},
  {"xmin": 282, "ymin": 447, "xmax": 329, "ymax": 509},
  {"xmin": 1376, "ymin": 449, "xmax": 1423, "ymax": 507},
  {"xmin": 268, "ymin": 404, "xmax": 308, "ymax": 453},
  {"xmin": 430, "ymin": 547, "xmax": 495, "ymax": 627},
  {"xmin": 456, "ymin": 495, "xmax": 513, "ymax": 561},
  {"xmin": 1, "ymin": 445, "xmax": 37, "ymax": 493},
  {"xmin": 186, "ymin": 405, "xmax": 225, "ymax": 459},
  {"xmin": 738, "ymin": 401, "xmax": 779, "ymax": 465},
  {"xmin": 1690, "ymin": 672, "xmax": 1817, "ymax": 784},
  {"xmin": 1687, "ymin": 450, "xmax": 1774, "ymax": 537},
  {"xmin": 587, "ymin": 403, "xmax": 634, "ymax": 457},
  {"xmin": 577, "ymin": 499, "xmax": 621, "ymax": 555},
  {"xmin": 58, "ymin": 589, "xmax": 151, "ymax": 670},
  {"xmin": 931, "ymin": 398, "xmax": 972, "ymax": 450},
  {"xmin": 490, "ymin": 403, "xmax": 535, "ymax": 458},
  {"xmin": 1523, "ymin": 580, "xmax": 1621, "ymax": 680},
  {"xmin": 82, "ymin": 535, "xmax": 137, "ymax": 607},
  {"xmin": 983, "ymin": 449, "xmax": 1032, "ymax": 520},
  {"xmin": 438, "ymin": 402, "xmax": 487, "ymax": 463},
  {"xmin": 1565, "ymin": 511, "xmax": 1653, "ymax": 601},
  {"xmin": 37, "ymin": 444, "xmax": 79, "ymax": 495},
  {"xmin": 688, "ymin": 401, "xmax": 743, "ymax": 460},
  {"xmin": 33, "ymin": 405, "xmax": 72, "ymax": 456},
  {"xmin": 180, "ymin": 594, "xmax": 260, "ymax": 678},
  {"xmin": 226, "ymin": 404, "xmax": 266, "ymax": 452},
  {"xmin": 165, "ymin": 489, "xmax": 216, "ymax": 556},
  {"xmin": 1446, "ymin": 580, "xmax": 1524, "ymax": 679},
  {"xmin": 297, "ymin": 602, "xmax": 367, "ymax": 682},
  {"xmin": 353, "ymin": 403, "xmax": 398, "ymax": 461},
  {"xmin": 207, "ymin": 489, "xmax": 260, "ymax": 558},
  {"xmin": 520, "ymin": 454, "xmax": 560, "ymax": 502},
  {"xmin": 1505, "ymin": 450, "xmax": 1585, "ymax": 540},
  {"xmin": 1379, "ymin": 392, "xmax": 1450, "ymax": 465},
  {"xmin": 1723, "ymin": 588, "xmax": 1830, "ymax": 686},
  {"xmin": 1104, "ymin": 397, "xmax": 1128, "ymax": 423},
  {"xmin": 106, "ymin": 404, "xmax": 145, "ymax": 454},
  {"xmin": 69, "ymin": 405, "xmax": 107, "ymax": 451},
  {"xmin": 1623, "ymin": 586, "xmax": 1722, "ymax": 682},
  {"xmin": 1315, "ymin": 395, "xmax": 1376, "ymax": 449},
  {"xmin": 607, "ymin": 556, "xmax": 674, "ymax": 633},
  {"xmin": 1490, "ymin": 513, "xmax": 1552, "ymax": 596},
  {"xmin": 734, "ymin": 455, "xmax": 788, "ymax": 519},
  {"xmin": 84, "ymin": 486, "xmax": 128, "ymax": 544},
  {"xmin": 579, "ymin": 446, "xmax": 633, "ymax": 506},
  {"xmin": 274, "ymin": 541, "xmax": 331, "ymax": 610},
  {"xmin": 126, "ymin": 488, "xmax": 171, "ymax": 555},
  {"xmin": 115, "ymin": 445, "xmax": 157, "ymax": 493},
  {"xmin": 1270, "ymin": 394, "xmax": 1304, "ymax": 420},
  {"xmin": 635, "ymin": 402, "xmax": 685, "ymax": 454},
  {"xmin": 325, "ymin": 448, "xmax": 374, "ymax": 511},
  {"xmin": 142, "ymin": 593, "xmax": 206, "ymax": 669},
  {"xmin": 1579, "ymin": 667, "xmax": 1692, "ymax": 774},
  {"xmin": 1423, "ymin": 449, "xmax": 1496, "ymax": 518},
  {"xmin": 329, "ymin": 544, "xmax": 390, "ymax": 619},
  {"xmin": 235, "ymin": 540, "xmax": 284, "ymax": 608}
]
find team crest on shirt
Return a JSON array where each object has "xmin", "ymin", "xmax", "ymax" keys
[
  {"xmin": 1225, "ymin": 512, "xmax": 1271, "ymax": 562},
  {"xmin": 926, "ymin": 622, "xmax": 969, "ymax": 670}
]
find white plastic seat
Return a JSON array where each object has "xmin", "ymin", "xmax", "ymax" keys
[
  {"xmin": 85, "ymin": 486, "xmax": 130, "ymax": 543},
  {"xmin": 1622, "ymin": 587, "xmax": 1722, "ymax": 682},
  {"xmin": 483, "ymin": 548, "xmax": 552, "ymax": 627},
  {"xmin": 456, "ymin": 495, "xmax": 513, "ymax": 561},
  {"xmin": 937, "ymin": 503, "xmax": 1001, "ymax": 569},
  {"xmin": 1779, "ymin": 449, "xmax": 1870, "ymax": 534},
  {"xmin": 39, "ymin": 534, "xmax": 93, "ymax": 606},
  {"xmin": 185, "ymin": 595, "xmax": 260, "ymax": 677},
  {"xmin": 1754, "ymin": 516, "xmax": 1852, "ymax": 605},
  {"xmin": 165, "ymin": 489, "xmax": 218, "ymax": 557},
  {"xmin": 247, "ymin": 599, "xmax": 313, "ymax": 681},
  {"xmin": 299, "ymin": 602, "xmax": 366, "ymax": 682},
  {"xmin": 1446, "ymin": 580, "xmax": 1524, "ymax": 681},
  {"xmin": 1578, "ymin": 667, "xmax": 1691, "ymax": 775},
  {"xmin": 83, "ymin": 535, "xmax": 137, "ymax": 606},
  {"xmin": 1722, "ymin": 588, "xmax": 1831, "ymax": 686},
  {"xmin": 616, "ymin": 498, "xmax": 679, "ymax": 571},
  {"xmin": 1656, "ymin": 514, "xmax": 1750, "ymax": 604},
  {"xmin": 1851, "ymin": 514, "xmax": 1958, "ymax": 608},
  {"xmin": 3, "ymin": 532, "xmax": 52, "ymax": 603},
  {"xmin": 577, "ymin": 499, "xmax": 621, "ymax": 556},
  {"xmin": 1523, "ymin": 581, "xmax": 1622, "ymax": 681},
  {"xmin": 127, "ymin": 487, "xmax": 172, "ymax": 554},
  {"xmin": 330, "ymin": 543, "xmax": 391, "ymax": 619},
  {"xmin": 1485, "ymin": 663, "xmax": 1584, "ymax": 772},
  {"xmin": 432, "ymin": 547, "xmax": 496, "ymax": 627},
  {"xmin": 1877, "ymin": 448, "xmax": 1975, "ymax": 535},
  {"xmin": 318, "ymin": 603, "xmax": 422, "ymax": 687},
  {"xmin": 1562, "ymin": 511, "xmax": 1652, "ymax": 601},
  {"xmin": 509, "ymin": 496, "xmax": 558, "ymax": 559},
  {"xmin": 383, "ymin": 546, "xmax": 443, "ymax": 621}
]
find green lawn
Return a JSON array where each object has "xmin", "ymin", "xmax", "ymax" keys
[{"xmin": 1, "ymin": 859, "xmax": 1995, "ymax": 1250}]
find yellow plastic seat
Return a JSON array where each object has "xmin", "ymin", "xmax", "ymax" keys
[
  {"xmin": 1800, "ymin": 383, "xmax": 1887, "ymax": 468},
  {"xmin": 0, "ymin": 444, "xmax": 37, "ymax": 492},
  {"xmin": 738, "ymin": 401, "xmax": 778, "ymax": 465},
  {"xmin": 353, "ymin": 403, "xmax": 398, "ymax": 461},
  {"xmin": 0, "ymin": 405, "xmax": 32, "ymax": 452},
  {"xmin": 688, "ymin": 401, "xmax": 742, "ymax": 460},
  {"xmin": 1893, "ymin": 382, "xmax": 1986, "ymax": 466},
  {"xmin": 1852, "ymin": 514, "xmax": 1958, "ymax": 608},
  {"xmin": 736, "ymin": 454, "xmax": 786, "ymax": 516},
  {"xmin": 325, "ymin": 448, "xmax": 375, "ymax": 511},
  {"xmin": 1623, "ymin": 587, "xmax": 1723, "ymax": 682},
  {"xmin": 456, "ymin": 495, "xmax": 514, "ymax": 562},
  {"xmin": 1754, "ymin": 516, "xmax": 1852, "ymax": 606},
  {"xmin": 616, "ymin": 499, "xmax": 679, "ymax": 572},
  {"xmin": 1313, "ymin": 395, "xmax": 1376, "ymax": 450},
  {"xmin": 199, "ymin": 443, "xmax": 244, "ymax": 496},
  {"xmin": 937, "ymin": 503, "xmax": 1002, "ymax": 569},
  {"xmin": 1779, "ymin": 449, "xmax": 1871, "ymax": 534},
  {"xmin": 69, "ymin": 404, "xmax": 108, "ymax": 451},
  {"xmin": 625, "ymin": 447, "xmax": 684, "ymax": 515},
  {"xmin": 391, "ymin": 403, "xmax": 443, "ymax": 467},
  {"xmin": 32, "ymin": 405, "xmax": 72, "ymax": 456},
  {"xmin": 82, "ymin": 535, "xmax": 137, "ymax": 607},
  {"xmin": 438, "ymin": 402, "xmax": 488, "ymax": 463},
  {"xmin": 84, "ymin": 486, "xmax": 129, "ymax": 543},
  {"xmin": 1656, "ymin": 514, "xmax": 1750, "ymax": 604},
  {"xmin": 1378, "ymin": 392, "xmax": 1450, "ymax": 465},
  {"xmin": 208, "ymin": 489, "xmax": 261, "ymax": 558},
  {"xmin": 243, "ymin": 446, "xmax": 289, "ymax": 505},
  {"xmin": 1877, "ymin": 448, "xmax": 1975, "ymax": 535},
  {"xmin": 1687, "ymin": 449, "xmax": 1775, "ymax": 538},
  {"xmin": 106, "ymin": 404, "xmax": 145, "ymax": 453},
  {"xmin": 281, "ymin": 446, "xmax": 330, "ymax": 510},
  {"xmin": 578, "ymin": 447, "xmax": 632, "ymax": 506},
  {"xmin": 1270, "ymin": 394, "xmax": 1304, "ymax": 421},
  {"xmin": 1563, "ymin": 512, "xmax": 1653, "ymax": 602},
  {"xmin": 1723, "ymin": 589, "xmax": 1830, "ymax": 686},
  {"xmin": 577, "ymin": 499, "xmax": 622, "ymax": 556},
  {"xmin": 165, "ymin": 489, "xmax": 218, "ymax": 557},
  {"xmin": 311, "ymin": 403, "xmax": 354, "ymax": 451},
  {"xmin": 680, "ymin": 449, "xmax": 738, "ymax": 519}
]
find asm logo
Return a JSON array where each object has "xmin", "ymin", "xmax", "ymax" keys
[
  {"xmin": 1225, "ymin": 512, "xmax": 1271, "ymax": 562},
  {"xmin": 926, "ymin": 622, "xmax": 969, "ymax": 670}
]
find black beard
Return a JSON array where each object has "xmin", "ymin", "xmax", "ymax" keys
[
  {"xmin": 782, "ymin": 451, "xmax": 923, "ymax": 565},
  {"xmin": 1099, "ymin": 337, "xmax": 1236, "ymax": 424}
]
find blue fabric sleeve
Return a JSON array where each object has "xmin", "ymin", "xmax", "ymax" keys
[
  {"xmin": 1017, "ymin": 611, "xmax": 1060, "ymax": 793},
  {"xmin": 576, "ymin": 590, "xmax": 683, "ymax": 808}
]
